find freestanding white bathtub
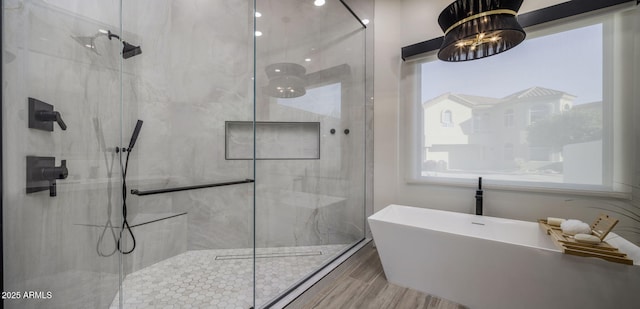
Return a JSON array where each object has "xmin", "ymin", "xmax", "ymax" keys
[{"xmin": 368, "ymin": 204, "xmax": 640, "ymax": 309}]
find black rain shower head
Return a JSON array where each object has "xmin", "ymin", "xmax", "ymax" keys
[
  {"xmin": 122, "ymin": 41, "xmax": 142, "ymax": 59},
  {"xmin": 107, "ymin": 30, "xmax": 142, "ymax": 59}
]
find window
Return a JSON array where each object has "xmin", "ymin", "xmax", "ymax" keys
[
  {"xmin": 529, "ymin": 104, "xmax": 551, "ymax": 125},
  {"xmin": 504, "ymin": 109, "xmax": 514, "ymax": 127},
  {"xmin": 407, "ymin": 9, "xmax": 637, "ymax": 194},
  {"xmin": 441, "ymin": 110, "xmax": 453, "ymax": 127}
]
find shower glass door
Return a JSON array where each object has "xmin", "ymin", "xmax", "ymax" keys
[
  {"xmin": 2, "ymin": 1, "xmax": 124, "ymax": 308},
  {"xmin": 253, "ymin": 0, "xmax": 367, "ymax": 306},
  {"xmin": 117, "ymin": 0, "xmax": 256, "ymax": 308},
  {"xmin": 3, "ymin": 0, "xmax": 257, "ymax": 308}
]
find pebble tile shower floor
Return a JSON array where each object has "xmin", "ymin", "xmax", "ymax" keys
[{"xmin": 110, "ymin": 245, "xmax": 346, "ymax": 309}]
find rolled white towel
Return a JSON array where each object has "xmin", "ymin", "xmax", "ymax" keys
[
  {"xmin": 547, "ymin": 217, "xmax": 566, "ymax": 227},
  {"xmin": 574, "ymin": 233, "xmax": 601, "ymax": 244},
  {"xmin": 560, "ymin": 219, "xmax": 591, "ymax": 236}
]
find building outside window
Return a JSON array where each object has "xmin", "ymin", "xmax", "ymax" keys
[
  {"xmin": 412, "ymin": 13, "xmax": 633, "ymax": 193},
  {"xmin": 529, "ymin": 103, "xmax": 551, "ymax": 125}
]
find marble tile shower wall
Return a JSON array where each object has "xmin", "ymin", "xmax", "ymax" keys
[
  {"xmin": 125, "ymin": 0, "xmax": 366, "ymax": 252},
  {"xmin": 3, "ymin": 1, "xmax": 138, "ymax": 308},
  {"xmin": 254, "ymin": 9, "xmax": 367, "ymax": 248},
  {"xmin": 252, "ymin": 104, "xmax": 346, "ymax": 248},
  {"xmin": 252, "ymin": 102, "xmax": 366, "ymax": 248},
  {"xmin": 125, "ymin": 0, "xmax": 367, "ymax": 253},
  {"xmin": 122, "ymin": 0, "xmax": 255, "ymax": 252}
]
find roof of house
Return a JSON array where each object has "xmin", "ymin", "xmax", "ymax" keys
[
  {"xmin": 502, "ymin": 86, "xmax": 576, "ymax": 101},
  {"xmin": 423, "ymin": 86, "xmax": 576, "ymax": 108},
  {"xmin": 454, "ymin": 94, "xmax": 501, "ymax": 106}
]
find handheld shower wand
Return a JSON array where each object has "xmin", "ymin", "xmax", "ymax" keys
[
  {"xmin": 128, "ymin": 120, "xmax": 143, "ymax": 151},
  {"xmin": 118, "ymin": 120, "xmax": 143, "ymax": 254}
]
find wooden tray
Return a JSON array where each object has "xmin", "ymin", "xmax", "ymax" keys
[{"xmin": 538, "ymin": 220, "xmax": 633, "ymax": 265}]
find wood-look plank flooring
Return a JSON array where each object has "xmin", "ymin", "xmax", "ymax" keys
[{"xmin": 286, "ymin": 242, "xmax": 468, "ymax": 309}]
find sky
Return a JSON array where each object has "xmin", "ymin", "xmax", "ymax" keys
[{"xmin": 421, "ymin": 23, "xmax": 603, "ymax": 105}]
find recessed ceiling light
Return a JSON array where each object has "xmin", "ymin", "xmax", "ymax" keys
[
  {"xmin": 314, "ymin": 0, "xmax": 325, "ymax": 7},
  {"xmin": 255, "ymin": 12, "xmax": 262, "ymax": 17},
  {"xmin": 362, "ymin": 19, "xmax": 370, "ymax": 25},
  {"xmin": 255, "ymin": 31, "xmax": 263, "ymax": 37},
  {"xmin": 305, "ymin": 58, "xmax": 311, "ymax": 62}
]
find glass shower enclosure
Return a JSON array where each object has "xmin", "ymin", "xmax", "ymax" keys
[{"xmin": 2, "ymin": 0, "xmax": 367, "ymax": 308}]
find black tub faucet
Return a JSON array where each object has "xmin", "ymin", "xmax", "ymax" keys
[{"xmin": 475, "ymin": 177, "xmax": 483, "ymax": 215}]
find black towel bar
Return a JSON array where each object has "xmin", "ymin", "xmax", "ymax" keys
[{"xmin": 130, "ymin": 179, "xmax": 254, "ymax": 196}]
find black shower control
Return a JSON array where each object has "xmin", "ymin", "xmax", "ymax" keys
[
  {"xmin": 330, "ymin": 128, "xmax": 336, "ymax": 134},
  {"xmin": 26, "ymin": 156, "xmax": 69, "ymax": 197},
  {"xmin": 28, "ymin": 98, "xmax": 67, "ymax": 131},
  {"xmin": 36, "ymin": 110, "xmax": 67, "ymax": 130},
  {"xmin": 344, "ymin": 129, "xmax": 350, "ymax": 135}
]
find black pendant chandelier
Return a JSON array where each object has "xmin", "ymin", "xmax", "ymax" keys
[
  {"xmin": 437, "ymin": 0, "xmax": 526, "ymax": 62},
  {"xmin": 264, "ymin": 63, "xmax": 307, "ymax": 99}
]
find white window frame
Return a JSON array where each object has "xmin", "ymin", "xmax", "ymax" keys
[
  {"xmin": 528, "ymin": 103, "xmax": 551, "ymax": 125},
  {"xmin": 399, "ymin": 7, "xmax": 636, "ymax": 198}
]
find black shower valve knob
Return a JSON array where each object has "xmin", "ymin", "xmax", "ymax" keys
[
  {"xmin": 26, "ymin": 156, "xmax": 69, "ymax": 197},
  {"xmin": 28, "ymin": 98, "xmax": 67, "ymax": 131},
  {"xmin": 41, "ymin": 160, "xmax": 69, "ymax": 181},
  {"xmin": 36, "ymin": 110, "xmax": 67, "ymax": 130},
  {"xmin": 39, "ymin": 160, "xmax": 68, "ymax": 197}
]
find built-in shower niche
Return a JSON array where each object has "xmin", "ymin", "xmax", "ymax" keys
[{"xmin": 225, "ymin": 121, "xmax": 320, "ymax": 160}]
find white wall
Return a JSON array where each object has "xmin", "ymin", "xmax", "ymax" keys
[
  {"xmin": 373, "ymin": 0, "xmax": 402, "ymax": 218},
  {"xmin": 373, "ymin": 0, "xmax": 640, "ymax": 244}
]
